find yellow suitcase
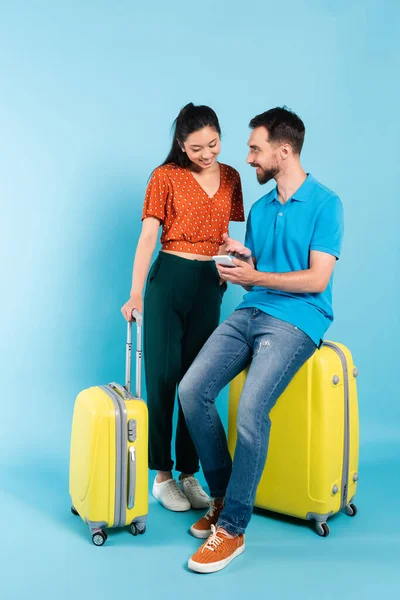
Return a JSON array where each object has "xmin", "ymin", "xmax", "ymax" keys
[
  {"xmin": 69, "ymin": 311, "xmax": 148, "ymax": 546},
  {"xmin": 228, "ymin": 341, "xmax": 359, "ymax": 537}
]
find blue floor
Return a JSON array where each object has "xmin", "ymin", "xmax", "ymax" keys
[{"xmin": 2, "ymin": 443, "xmax": 400, "ymax": 600}]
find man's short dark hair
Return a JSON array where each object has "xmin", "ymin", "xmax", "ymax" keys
[{"xmin": 249, "ymin": 107, "xmax": 305, "ymax": 155}]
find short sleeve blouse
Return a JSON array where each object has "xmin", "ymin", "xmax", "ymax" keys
[{"xmin": 142, "ymin": 163, "xmax": 245, "ymax": 255}]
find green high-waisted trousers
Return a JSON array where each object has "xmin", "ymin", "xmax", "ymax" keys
[{"xmin": 143, "ymin": 251, "xmax": 227, "ymax": 473}]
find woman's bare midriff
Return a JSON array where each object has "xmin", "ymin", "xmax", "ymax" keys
[{"xmin": 161, "ymin": 249, "xmax": 215, "ymax": 261}]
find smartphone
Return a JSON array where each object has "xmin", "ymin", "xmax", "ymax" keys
[{"xmin": 213, "ymin": 255, "xmax": 236, "ymax": 267}]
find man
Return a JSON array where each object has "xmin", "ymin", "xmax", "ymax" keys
[{"xmin": 178, "ymin": 107, "xmax": 344, "ymax": 573}]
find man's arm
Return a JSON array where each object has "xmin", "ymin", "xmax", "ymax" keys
[
  {"xmin": 218, "ymin": 194, "xmax": 343, "ymax": 293},
  {"xmin": 217, "ymin": 250, "xmax": 336, "ymax": 294},
  {"xmin": 254, "ymin": 251, "xmax": 336, "ymax": 293}
]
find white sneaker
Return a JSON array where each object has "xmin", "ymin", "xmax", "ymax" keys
[
  {"xmin": 180, "ymin": 476, "xmax": 210, "ymax": 509},
  {"xmin": 152, "ymin": 478, "xmax": 191, "ymax": 512}
]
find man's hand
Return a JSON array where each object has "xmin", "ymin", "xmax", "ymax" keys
[
  {"xmin": 217, "ymin": 258, "xmax": 257, "ymax": 288},
  {"xmin": 221, "ymin": 233, "xmax": 252, "ymax": 260}
]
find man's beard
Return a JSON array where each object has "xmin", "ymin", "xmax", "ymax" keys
[{"xmin": 256, "ymin": 165, "xmax": 279, "ymax": 185}]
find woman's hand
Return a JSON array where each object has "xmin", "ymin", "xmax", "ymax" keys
[{"xmin": 121, "ymin": 293, "xmax": 143, "ymax": 322}]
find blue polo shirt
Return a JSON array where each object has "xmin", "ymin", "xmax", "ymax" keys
[{"xmin": 237, "ymin": 174, "xmax": 344, "ymax": 346}]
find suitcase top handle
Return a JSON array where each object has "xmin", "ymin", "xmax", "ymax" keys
[{"xmin": 126, "ymin": 310, "xmax": 142, "ymax": 398}]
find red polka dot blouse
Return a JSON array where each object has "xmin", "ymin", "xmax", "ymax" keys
[{"xmin": 142, "ymin": 163, "xmax": 245, "ymax": 256}]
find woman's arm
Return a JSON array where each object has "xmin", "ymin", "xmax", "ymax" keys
[{"xmin": 121, "ymin": 217, "xmax": 160, "ymax": 321}]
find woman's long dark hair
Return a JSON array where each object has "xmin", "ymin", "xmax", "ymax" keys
[{"xmin": 160, "ymin": 103, "xmax": 221, "ymax": 168}]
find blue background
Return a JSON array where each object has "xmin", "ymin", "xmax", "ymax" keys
[{"xmin": 1, "ymin": 1, "xmax": 399, "ymax": 598}]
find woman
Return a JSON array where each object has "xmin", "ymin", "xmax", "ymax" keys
[{"xmin": 121, "ymin": 103, "xmax": 244, "ymax": 512}]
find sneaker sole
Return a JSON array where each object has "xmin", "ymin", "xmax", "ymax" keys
[
  {"xmin": 189, "ymin": 525, "xmax": 212, "ymax": 539},
  {"xmin": 153, "ymin": 493, "xmax": 191, "ymax": 512},
  {"xmin": 188, "ymin": 543, "xmax": 245, "ymax": 573}
]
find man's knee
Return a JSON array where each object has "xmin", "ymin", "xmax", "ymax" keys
[
  {"xmin": 178, "ymin": 374, "xmax": 190, "ymax": 404},
  {"xmin": 178, "ymin": 370, "xmax": 199, "ymax": 412},
  {"xmin": 179, "ymin": 364, "xmax": 210, "ymax": 415}
]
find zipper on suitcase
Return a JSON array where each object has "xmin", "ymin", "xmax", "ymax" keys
[
  {"xmin": 322, "ymin": 343, "xmax": 350, "ymax": 511},
  {"xmin": 110, "ymin": 386, "xmax": 129, "ymax": 527}
]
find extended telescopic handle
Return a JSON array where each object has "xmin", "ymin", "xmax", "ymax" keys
[{"xmin": 126, "ymin": 310, "xmax": 143, "ymax": 398}]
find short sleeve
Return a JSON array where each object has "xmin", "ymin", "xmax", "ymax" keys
[
  {"xmin": 142, "ymin": 168, "xmax": 170, "ymax": 223},
  {"xmin": 310, "ymin": 195, "xmax": 344, "ymax": 259},
  {"xmin": 244, "ymin": 209, "xmax": 255, "ymax": 257},
  {"xmin": 229, "ymin": 173, "xmax": 245, "ymax": 222}
]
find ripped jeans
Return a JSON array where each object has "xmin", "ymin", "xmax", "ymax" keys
[{"xmin": 179, "ymin": 308, "xmax": 316, "ymax": 535}]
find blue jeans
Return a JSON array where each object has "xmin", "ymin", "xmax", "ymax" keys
[{"xmin": 178, "ymin": 308, "xmax": 316, "ymax": 535}]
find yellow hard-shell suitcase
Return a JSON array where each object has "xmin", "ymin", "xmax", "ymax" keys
[
  {"xmin": 228, "ymin": 341, "xmax": 359, "ymax": 537},
  {"xmin": 69, "ymin": 311, "xmax": 148, "ymax": 545}
]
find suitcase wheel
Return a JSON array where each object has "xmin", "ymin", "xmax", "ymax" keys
[
  {"xmin": 344, "ymin": 503, "xmax": 358, "ymax": 517},
  {"xmin": 130, "ymin": 522, "xmax": 146, "ymax": 536},
  {"xmin": 92, "ymin": 530, "xmax": 108, "ymax": 546},
  {"xmin": 71, "ymin": 506, "xmax": 79, "ymax": 516},
  {"xmin": 315, "ymin": 522, "xmax": 330, "ymax": 537}
]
